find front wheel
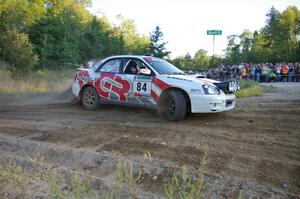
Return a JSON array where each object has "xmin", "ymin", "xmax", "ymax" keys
[
  {"xmin": 81, "ymin": 86, "xmax": 100, "ymax": 110},
  {"xmin": 159, "ymin": 90, "xmax": 187, "ymax": 121}
]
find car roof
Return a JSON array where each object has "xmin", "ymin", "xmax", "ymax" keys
[
  {"xmin": 94, "ymin": 55, "xmax": 158, "ymax": 66},
  {"xmin": 106, "ymin": 55, "xmax": 161, "ymax": 60}
]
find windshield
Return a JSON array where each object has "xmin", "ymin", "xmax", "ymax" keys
[{"xmin": 144, "ymin": 58, "xmax": 185, "ymax": 75}]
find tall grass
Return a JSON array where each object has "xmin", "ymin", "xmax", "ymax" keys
[
  {"xmin": 235, "ymin": 80, "xmax": 263, "ymax": 98},
  {"xmin": 104, "ymin": 154, "xmax": 142, "ymax": 199},
  {"xmin": 165, "ymin": 151, "xmax": 207, "ymax": 199},
  {"xmin": 0, "ymin": 161, "xmax": 27, "ymax": 197},
  {"xmin": 0, "ymin": 69, "xmax": 75, "ymax": 94}
]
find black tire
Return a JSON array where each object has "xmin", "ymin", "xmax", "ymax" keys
[
  {"xmin": 81, "ymin": 86, "xmax": 100, "ymax": 110},
  {"xmin": 159, "ymin": 90, "xmax": 187, "ymax": 121}
]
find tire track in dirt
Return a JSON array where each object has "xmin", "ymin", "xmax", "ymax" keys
[{"xmin": 0, "ymin": 83, "xmax": 300, "ymax": 198}]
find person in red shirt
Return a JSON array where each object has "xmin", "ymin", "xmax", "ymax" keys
[{"xmin": 281, "ymin": 64, "xmax": 289, "ymax": 82}]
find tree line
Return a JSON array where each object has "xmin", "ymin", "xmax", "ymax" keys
[
  {"xmin": 0, "ymin": 0, "xmax": 169, "ymax": 76},
  {"xmin": 223, "ymin": 6, "xmax": 300, "ymax": 66},
  {"xmin": 0, "ymin": 1, "xmax": 299, "ymax": 75},
  {"xmin": 174, "ymin": 6, "xmax": 300, "ymax": 71}
]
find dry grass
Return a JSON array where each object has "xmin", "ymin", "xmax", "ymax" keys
[
  {"xmin": 0, "ymin": 154, "xmax": 245, "ymax": 199},
  {"xmin": 0, "ymin": 161, "xmax": 95, "ymax": 198},
  {"xmin": 0, "ymin": 69, "xmax": 75, "ymax": 94},
  {"xmin": 0, "ymin": 161, "xmax": 26, "ymax": 198}
]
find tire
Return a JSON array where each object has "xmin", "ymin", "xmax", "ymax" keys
[
  {"xmin": 159, "ymin": 90, "xmax": 187, "ymax": 121},
  {"xmin": 81, "ymin": 86, "xmax": 100, "ymax": 110}
]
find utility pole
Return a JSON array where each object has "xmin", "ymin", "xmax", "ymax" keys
[{"xmin": 212, "ymin": 34, "xmax": 215, "ymax": 56}]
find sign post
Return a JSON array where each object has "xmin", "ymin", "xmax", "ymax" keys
[{"xmin": 207, "ymin": 30, "xmax": 222, "ymax": 56}]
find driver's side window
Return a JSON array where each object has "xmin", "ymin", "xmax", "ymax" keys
[{"xmin": 124, "ymin": 59, "xmax": 152, "ymax": 75}]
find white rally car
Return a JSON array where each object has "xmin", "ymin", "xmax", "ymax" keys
[{"xmin": 72, "ymin": 55, "xmax": 239, "ymax": 121}]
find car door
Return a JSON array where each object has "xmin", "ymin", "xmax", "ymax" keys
[
  {"xmin": 123, "ymin": 58, "xmax": 156, "ymax": 108},
  {"xmin": 94, "ymin": 58, "xmax": 132, "ymax": 103}
]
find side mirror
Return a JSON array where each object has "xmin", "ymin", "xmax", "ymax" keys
[{"xmin": 139, "ymin": 68, "xmax": 151, "ymax": 75}]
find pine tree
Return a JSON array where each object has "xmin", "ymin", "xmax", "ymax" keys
[{"xmin": 149, "ymin": 26, "xmax": 170, "ymax": 58}]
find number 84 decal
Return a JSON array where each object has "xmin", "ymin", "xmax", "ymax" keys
[{"xmin": 133, "ymin": 81, "xmax": 151, "ymax": 94}]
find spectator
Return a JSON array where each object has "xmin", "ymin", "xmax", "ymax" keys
[
  {"xmin": 288, "ymin": 63, "xmax": 295, "ymax": 82},
  {"xmin": 255, "ymin": 64, "xmax": 261, "ymax": 82},
  {"xmin": 250, "ymin": 64, "xmax": 255, "ymax": 80},
  {"xmin": 208, "ymin": 62, "xmax": 299, "ymax": 82},
  {"xmin": 266, "ymin": 67, "xmax": 275, "ymax": 82},
  {"xmin": 281, "ymin": 64, "xmax": 288, "ymax": 82},
  {"xmin": 242, "ymin": 66, "xmax": 247, "ymax": 79},
  {"xmin": 275, "ymin": 64, "xmax": 281, "ymax": 82},
  {"xmin": 225, "ymin": 65, "xmax": 231, "ymax": 80},
  {"xmin": 295, "ymin": 63, "xmax": 300, "ymax": 82},
  {"xmin": 261, "ymin": 64, "xmax": 268, "ymax": 82}
]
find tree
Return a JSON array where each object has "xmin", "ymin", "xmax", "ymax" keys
[
  {"xmin": 0, "ymin": 0, "xmax": 45, "ymax": 32},
  {"xmin": 28, "ymin": 0, "xmax": 92, "ymax": 68},
  {"xmin": 272, "ymin": 6, "xmax": 300, "ymax": 62},
  {"xmin": 224, "ymin": 35, "xmax": 241, "ymax": 65},
  {"xmin": 117, "ymin": 16, "xmax": 150, "ymax": 55},
  {"xmin": 223, "ymin": 6, "xmax": 300, "ymax": 65},
  {"xmin": 149, "ymin": 26, "xmax": 171, "ymax": 58},
  {"xmin": 249, "ymin": 32, "xmax": 272, "ymax": 63},
  {"xmin": 0, "ymin": 28, "xmax": 38, "ymax": 76},
  {"xmin": 193, "ymin": 49, "xmax": 210, "ymax": 69},
  {"xmin": 262, "ymin": 6, "xmax": 280, "ymax": 48},
  {"xmin": 239, "ymin": 30, "xmax": 253, "ymax": 63},
  {"xmin": 79, "ymin": 16, "xmax": 113, "ymax": 61},
  {"xmin": 29, "ymin": 9, "xmax": 82, "ymax": 68}
]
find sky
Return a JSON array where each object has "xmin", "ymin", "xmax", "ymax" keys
[{"xmin": 87, "ymin": 0, "xmax": 300, "ymax": 58}]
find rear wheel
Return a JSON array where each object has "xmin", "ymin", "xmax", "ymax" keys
[
  {"xmin": 159, "ymin": 90, "xmax": 187, "ymax": 121},
  {"xmin": 81, "ymin": 86, "xmax": 100, "ymax": 110}
]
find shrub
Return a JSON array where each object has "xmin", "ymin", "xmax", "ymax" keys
[{"xmin": 0, "ymin": 29, "xmax": 38, "ymax": 77}]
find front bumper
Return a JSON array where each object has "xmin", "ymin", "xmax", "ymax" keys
[{"xmin": 190, "ymin": 92, "xmax": 236, "ymax": 113}]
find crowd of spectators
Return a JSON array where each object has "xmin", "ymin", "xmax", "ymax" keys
[{"xmin": 206, "ymin": 62, "xmax": 300, "ymax": 82}]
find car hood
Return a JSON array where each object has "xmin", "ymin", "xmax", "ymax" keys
[{"xmin": 164, "ymin": 74, "xmax": 219, "ymax": 85}]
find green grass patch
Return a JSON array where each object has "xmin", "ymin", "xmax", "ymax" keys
[{"xmin": 236, "ymin": 80, "xmax": 263, "ymax": 98}]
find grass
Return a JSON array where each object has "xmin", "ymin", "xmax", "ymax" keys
[
  {"xmin": 165, "ymin": 150, "xmax": 207, "ymax": 199},
  {"xmin": 104, "ymin": 154, "xmax": 142, "ymax": 199},
  {"xmin": 0, "ymin": 153, "xmax": 245, "ymax": 199},
  {"xmin": 235, "ymin": 80, "xmax": 263, "ymax": 98},
  {"xmin": 0, "ymin": 157, "xmax": 95, "ymax": 199},
  {"xmin": 42, "ymin": 170, "xmax": 95, "ymax": 199},
  {"xmin": 0, "ymin": 69, "xmax": 75, "ymax": 94},
  {"xmin": 0, "ymin": 161, "xmax": 27, "ymax": 198}
]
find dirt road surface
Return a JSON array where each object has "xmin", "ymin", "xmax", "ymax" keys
[{"xmin": 0, "ymin": 83, "xmax": 299, "ymax": 198}]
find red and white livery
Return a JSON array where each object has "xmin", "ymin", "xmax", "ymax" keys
[{"xmin": 72, "ymin": 55, "xmax": 239, "ymax": 121}]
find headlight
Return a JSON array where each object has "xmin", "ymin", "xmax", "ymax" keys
[{"xmin": 202, "ymin": 84, "xmax": 220, "ymax": 95}]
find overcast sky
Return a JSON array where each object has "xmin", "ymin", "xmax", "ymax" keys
[{"xmin": 87, "ymin": 0, "xmax": 300, "ymax": 58}]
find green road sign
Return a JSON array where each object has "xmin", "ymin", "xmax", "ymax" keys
[{"xmin": 207, "ymin": 30, "xmax": 222, "ymax": 35}]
